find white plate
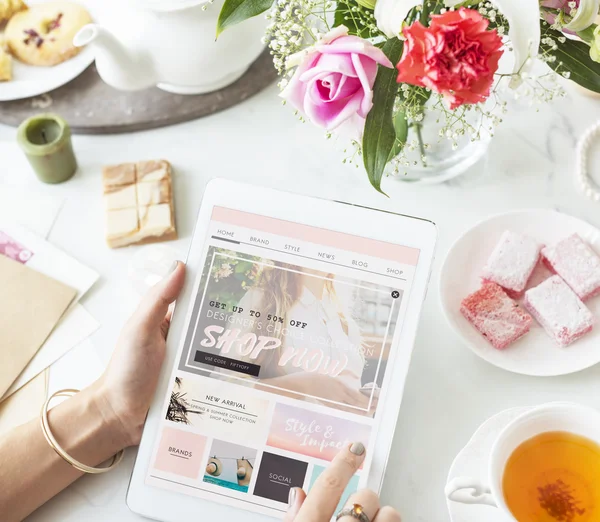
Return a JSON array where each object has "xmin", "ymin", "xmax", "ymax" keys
[
  {"xmin": 446, "ymin": 407, "xmax": 529, "ymax": 522},
  {"xmin": 0, "ymin": 0, "xmax": 97, "ymax": 101},
  {"xmin": 440, "ymin": 209, "xmax": 600, "ymax": 377}
]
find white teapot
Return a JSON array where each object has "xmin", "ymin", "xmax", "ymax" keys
[{"xmin": 73, "ymin": 0, "xmax": 268, "ymax": 94}]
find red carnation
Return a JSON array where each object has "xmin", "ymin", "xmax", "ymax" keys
[{"xmin": 397, "ymin": 8, "xmax": 504, "ymax": 110}]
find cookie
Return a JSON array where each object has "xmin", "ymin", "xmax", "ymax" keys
[
  {"xmin": 0, "ymin": 0, "xmax": 27, "ymax": 25},
  {"xmin": 5, "ymin": 2, "xmax": 91, "ymax": 66},
  {"xmin": 0, "ymin": 46, "xmax": 11, "ymax": 81},
  {"xmin": 0, "ymin": 37, "xmax": 11, "ymax": 81}
]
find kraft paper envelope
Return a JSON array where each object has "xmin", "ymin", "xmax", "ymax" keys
[
  {"xmin": 0, "ymin": 255, "xmax": 76, "ymax": 398},
  {"xmin": 3, "ymin": 305, "xmax": 100, "ymax": 400},
  {"xmin": 0, "ymin": 370, "xmax": 47, "ymax": 437}
]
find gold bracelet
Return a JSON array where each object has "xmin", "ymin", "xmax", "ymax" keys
[{"xmin": 40, "ymin": 388, "xmax": 125, "ymax": 475}]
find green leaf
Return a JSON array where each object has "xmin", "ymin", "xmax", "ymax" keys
[
  {"xmin": 388, "ymin": 110, "xmax": 408, "ymax": 161},
  {"xmin": 362, "ymin": 37, "xmax": 403, "ymax": 195},
  {"xmin": 540, "ymin": 22, "xmax": 600, "ymax": 93},
  {"xmin": 419, "ymin": 0, "xmax": 430, "ymax": 25},
  {"xmin": 216, "ymin": 0, "xmax": 273, "ymax": 37}
]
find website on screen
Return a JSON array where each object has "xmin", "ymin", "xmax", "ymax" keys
[{"xmin": 146, "ymin": 207, "xmax": 420, "ymax": 516}]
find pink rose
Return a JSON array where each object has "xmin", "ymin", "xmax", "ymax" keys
[
  {"xmin": 281, "ymin": 26, "xmax": 393, "ymax": 134},
  {"xmin": 397, "ymin": 8, "xmax": 503, "ymax": 110}
]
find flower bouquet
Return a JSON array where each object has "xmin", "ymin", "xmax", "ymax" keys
[{"xmin": 215, "ymin": 0, "xmax": 600, "ymax": 193}]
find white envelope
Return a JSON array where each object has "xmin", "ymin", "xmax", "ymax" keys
[
  {"xmin": 3, "ymin": 305, "xmax": 100, "ymax": 400},
  {"xmin": 0, "ymin": 223, "xmax": 98, "ymax": 303},
  {"xmin": 0, "ymin": 184, "xmax": 63, "ymax": 239}
]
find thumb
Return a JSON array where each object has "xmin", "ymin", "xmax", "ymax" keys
[{"xmin": 134, "ymin": 260, "xmax": 186, "ymax": 328}]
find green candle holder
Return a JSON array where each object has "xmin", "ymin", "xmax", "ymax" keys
[{"xmin": 17, "ymin": 113, "xmax": 78, "ymax": 184}]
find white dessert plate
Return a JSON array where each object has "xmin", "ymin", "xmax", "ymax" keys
[
  {"xmin": 440, "ymin": 209, "xmax": 600, "ymax": 377},
  {"xmin": 0, "ymin": 0, "xmax": 97, "ymax": 101},
  {"xmin": 446, "ymin": 407, "xmax": 529, "ymax": 522}
]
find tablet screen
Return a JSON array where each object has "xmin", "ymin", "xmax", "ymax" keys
[{"xmin": 145, "ymin": 206, "xmax": 421, "ymax": 517}]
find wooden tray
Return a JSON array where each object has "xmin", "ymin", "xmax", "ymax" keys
[{"xmin": 0, "ymin": 50, "xmax": 277, "ymax": 134}]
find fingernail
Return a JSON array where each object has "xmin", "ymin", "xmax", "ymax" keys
[
  {"xmin": 169, "ymin": 261, "xmax": 179, "ymax": 273},
  {"xmin": 350, "ymin": 442, "xmax": 365, "ymax": 456},
  {"xmin": 288, "ymin": 487, "xmax": 297, "ymax": 507}
]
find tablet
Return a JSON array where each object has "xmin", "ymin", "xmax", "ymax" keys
[{"xmin": 127, "ymin": 179, "xmax": 437, "ymax": 521}]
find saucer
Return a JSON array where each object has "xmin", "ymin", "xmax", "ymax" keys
[
  {"xmin": 446, "ymin": 407, "xmax": 529, "ymax": 522},
  {"xmin": 439, "ymin": 209, "xmax": 600, "ymax": 377}
]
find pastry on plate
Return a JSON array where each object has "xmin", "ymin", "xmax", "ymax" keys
[
  {"xmin": 0, "ymin": 38, "xmax": 11, "ymax": 81},
  {"xmin": 5, "ymin": 2, "xmax": 91, "ymax": 66},
  {"xmin": 542, "ymin": 233, "xmax": 600, "ymax": 301},
  {"xmin": 481, "ymin": 230, "xmax": 542, "ymax": 298},
  {"xmin": 524, "ymin": 275, "xmax": 594, "ymax": 347},
  {"xmin": 0, "ymin": 0, "xmax": 27, "ymax": 25},
  {"xmin": 461, "ymin": 282, "xmax": 532, "ymax": 350}
]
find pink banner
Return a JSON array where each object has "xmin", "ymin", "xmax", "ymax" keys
[
  {"xmin": 212, "ymin": 207, "xmax": 420, "ymax": 266},
  {"xmin": 267, "ymin": 403, "xmax": 371, "ymax": 462}
]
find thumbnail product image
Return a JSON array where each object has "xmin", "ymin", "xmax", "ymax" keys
[{"xmin": 203, "ymin": 440, "xmax": 257, "ymax": 493}]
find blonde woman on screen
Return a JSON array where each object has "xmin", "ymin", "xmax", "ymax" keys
[{"xmin": 230, "ymin": 264, "xmax": 373, "ymax": 412}]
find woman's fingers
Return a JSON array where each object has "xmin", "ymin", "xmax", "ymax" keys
[
  {"xmin": 284, "ymin": 487, "xmax": 307, "ymax": 522},
  {"xmin": 294, "ymin": 442, "xmax": 366, "ymax": 522},
  {"xmin": 337, "ymin": 489, "xmax": 380, "ymax": 522},
  {"xmin": 373, "ymin": 506, "xmax": 402, "ymax": 522}
]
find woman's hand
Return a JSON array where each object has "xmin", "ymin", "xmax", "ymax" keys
[
  {"xmin": 285, "ymin": 443, "xmax": 401, "ymax": 522},
  {"xmin": 268, "ymin": 373, "xmax": 370, "ymax": 410},
  {"xmin": 0, "ymin": 261, "xmax": 186, "ymax": 522},
  {"xmin": 95, "ymin": 261, "xmax": 186, "ymax": 447}
]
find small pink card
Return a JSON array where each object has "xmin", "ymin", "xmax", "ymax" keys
[
  {"xmin": 153, "ymin": 427, "xmax": 207, "ymax": 479},
  {"xmin": 0, "ymin": 230, "xmax": 33, "ymax": 264}
]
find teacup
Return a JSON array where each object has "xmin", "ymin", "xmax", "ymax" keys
[{"xmin": 445, "ymin": 402, "xmax": 600, "ymax": 521}]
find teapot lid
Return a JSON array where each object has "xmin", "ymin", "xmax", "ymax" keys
[{"xmin": 132, "ymin": 0, "xmax": 210, "ymax": 12}]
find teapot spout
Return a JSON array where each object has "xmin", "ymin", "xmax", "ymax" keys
[{"xmin": 73, "ymin": 24, "xmax": 156, "ymax": 91}]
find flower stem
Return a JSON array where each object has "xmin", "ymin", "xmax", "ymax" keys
[{"xmin": 414, "ymin": 122, "xmax": 427, "ymax": 166}]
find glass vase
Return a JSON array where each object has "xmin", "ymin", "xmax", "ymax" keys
[{"xmin": 389, "ymin": 104, "xmax": 492, "ymax": 185}]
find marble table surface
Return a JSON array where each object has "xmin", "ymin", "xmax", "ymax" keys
[{"xmin": 2, "ymin": 81, "xmax": 600, "ymax": 522}]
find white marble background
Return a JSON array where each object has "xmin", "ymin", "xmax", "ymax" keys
[{"xmin": 2, "ymin": 81, "xmax": 600, "ymax": 522}]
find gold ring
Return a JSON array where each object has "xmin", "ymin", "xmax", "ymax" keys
[{"xmin": 336, "ymin": 503, "xmax": 370, "ymax": 522}]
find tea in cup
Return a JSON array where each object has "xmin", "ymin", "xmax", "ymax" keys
[{"xmin": 446, "ymin": 403, "xmax": 600, "ymax": 521}]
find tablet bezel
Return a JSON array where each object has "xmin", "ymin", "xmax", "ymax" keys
[{"xmin": 127, "ymin": 178, "xmax": 437, "ymax": 521}]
